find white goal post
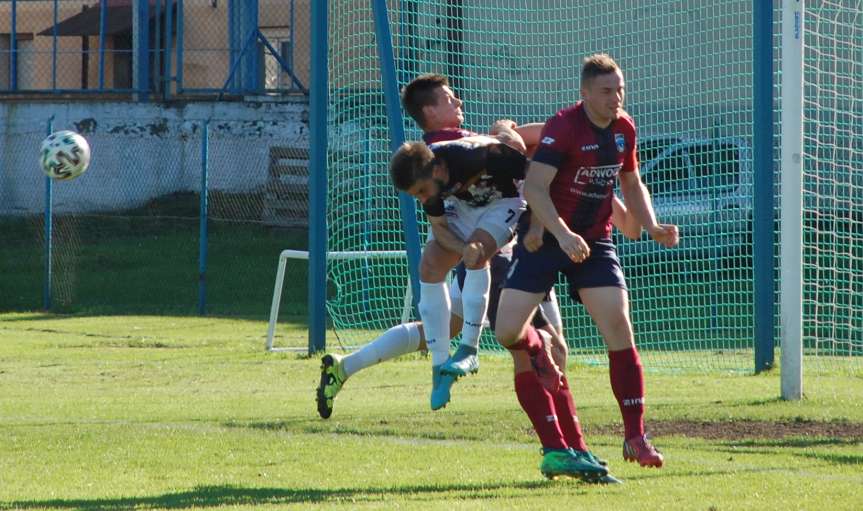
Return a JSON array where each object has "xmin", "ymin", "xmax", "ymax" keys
[{"xmin": 265, "ymin": 249, "xmax": 412, "ymax": 352}]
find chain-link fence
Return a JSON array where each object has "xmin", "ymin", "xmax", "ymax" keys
[
  {"xmin": 0, "ymin": 111, "xmax": 310, "ymax": 331},
  {"xmin": 0, "ymin": 0, "xmax": 309, "ymax": 96}
]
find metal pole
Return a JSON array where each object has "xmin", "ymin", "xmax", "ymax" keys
[
  {"xmin": 52, "ymin": 0, "xmax": 58, "ymax": 91},
  {"xmin": 163, "ymin": 0, "xmax": 173, "ymax": 99},
  {"xmin": 98, "ymin": 0, "xmax": 107, "ymax": 90},
  {"xmin": 43, "ymin": 117, "xmax": 55, "ymax": 310},
  {"xmin": 176, "ymin": 0, "xmax": 184, "ymax": 93},
  {"xmin": 133, "ymin": 0, "xmax": 150, "ymax": 99},
  {"xmin": 780, "ymin": 0, "xmax": 805, "ymax": 400},
  {"xmin": 307, "ymin": 0, "xmax": 328, "ymax": 353},
  {"xmin": 753, "ymin": 0, "xmax": 776, "ymax": 373},
  {"xmin": 371, "ymin": 0, "xmax": 422, "ymax": 314},
  {"xmin": 198, "ymin": 121, "xmax": 209, "ymax": 315},
  {"xmin": 11, "ymin": 0, "xmax": 17, "ymax": 91}
]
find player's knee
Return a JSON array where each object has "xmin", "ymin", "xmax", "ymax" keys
[
  {"xmin": 419, "ymin": 256, "xmax": 447, "ymax": 282},
  {"xmin": 463, "ymin": 241, "xmax": 490, "ymax": 269}
]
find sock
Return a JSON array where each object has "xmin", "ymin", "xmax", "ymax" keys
[
  {"xmin": 510, "ymin": 325, "xmax": 543, "ymax": 355},
  {"xmin": 342, "ymin": 323, "xmax": 422, "ymax": 378},
  {"xmin": 459, "ymin": 267, "xmax": 490, "ymax": 350},
  {"xmin": 608, "ymin": 346, "xmax": 646, "ymax": 440},
  {"xmin": 419, "ymin": 281, "xmax": 451, "ymax": 366},
  {"xmin": 551, "ymin": 376, "xmax": 589, "ymax": 451},
  {"xmin": 514, "ymin": 371, "xmax": 567, "ymax": 450}
]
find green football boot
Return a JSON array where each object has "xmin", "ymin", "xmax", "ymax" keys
[
  {"xmin": 539, "ymin": 448, "xmax": 608, "ymax": 481},
  {"xmin": 440, "ymin": 344, "xmax": 479, "ymax": 377},
  {"xmin": 316, "ymin": 353, "xmax": 346, "ymax": 419},
  {"xmin": 584, "ymin": 450, "xmax": 609, "ymax": 467},
  {"xmin": 430, "ymin": 362, "xmax": 457, "ymax": 410}
]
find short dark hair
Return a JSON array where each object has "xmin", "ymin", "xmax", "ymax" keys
[
  {"xmin": 389, "ymin": 141, "xmax": 435, "ymax": 191},
  {"xmin": 581, "ymin": 53, "xmax": 620, "ymax": 87},
  {"xmin": 401, "ymin": 74, "xmax": 449, "ymax": 128}
]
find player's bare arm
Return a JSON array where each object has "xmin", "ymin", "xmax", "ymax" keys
[
  {"xmin": 523, "ymin": 211, "xmax": 546, "ymax": 252},
  {"xmin": 428, "ymin": 215, "xmax": 466, "ymax": 255},
  {"xmin": 619, "ymin": 170, "xmax": 679, "ymax": 248},
  {"xmin": 524, "ymin": 160, "xmax": 591, "ymax": 262},
  {"xmin": 488, "ymin": 120, "xmax": 527, "ymax": 154},
  {"xmin": 513, "ymin": 122, "xmax": 545, "ymax": 147},
  {"xmin": 610, "ymin": 194, "xmax": 642, "ymax": 240}
]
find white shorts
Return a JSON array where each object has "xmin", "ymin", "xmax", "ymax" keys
[{"xmin": 431, "ymin": 197, "xmax": 527, "ymax": 248}]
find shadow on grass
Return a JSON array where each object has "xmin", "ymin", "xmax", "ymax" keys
[
  {"xmin": 0, "ymin": 481, "xmax": 562, "ymax": 510},
  {"xmin": 795, "ymin": 451, "xmax": 863, "ymax": 466}
]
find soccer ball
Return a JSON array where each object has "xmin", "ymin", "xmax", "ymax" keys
[{"xmin": 40, "ymin": 130, "xmax": 91, "ymax": 180}]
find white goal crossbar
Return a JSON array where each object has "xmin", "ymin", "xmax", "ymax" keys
[{"xmin": 265, "ymin": 249, "xmax": 411, "ymax": 352}]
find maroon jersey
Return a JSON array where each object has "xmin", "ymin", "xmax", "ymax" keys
[
  {"xmin": 422, "ymin": 127, "xmax": 478, "ymax": 145},
  {"xmin": 532, "ymin": 101, "xmax": 637, "ymax": 241}
]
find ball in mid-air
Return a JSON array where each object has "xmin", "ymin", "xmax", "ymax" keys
[{"xmin": 40, "ymin": 130, "xmax": 91, "ymax": 180}]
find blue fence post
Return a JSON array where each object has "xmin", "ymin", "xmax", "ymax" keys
[
  {"xmin": 43, "ymin": 117, "xmax": 55, "ymax": 310},
  {"xmin": 176, "ymin": 0, "xmax": 184, "ymax": 93},
  {"xmin": 98, "ymin": 0, "xmax": 107, "ymax": 90},
  {"xmin": 163, "ymin": 0, "xmax": 173, "ymax": 100},
  {"xmin": 198, "ymin": 120, "xmax": 209, "ymax": 315},
  {"xmin": 753, "ymin": 0, "xmax": 775, "ymax": 372},
  {"xmin": 52, "ymin": 0, "xmax": 58, "ymax": 91},
  {"xmin": 371, "ymin": 0, "xmax": 422, "ymax": 315},
  {"xmin": 10, "ymin": 0, "xmax": 17, "ymax": 91},
  {"xmin": 134, "ymin": 0, "xmax": 150, "ymax": 97},
  {"xmin": 307, "ymin": 0, "xmax": 328, "ymax": 354}
]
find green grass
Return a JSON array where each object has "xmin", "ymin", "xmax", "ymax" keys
[
  {"xmin": 0, "ymin": 213, "xmax": 308, "ymax": 317},
  {"xmin": 1, "ymin": 312, "xmax": 861, "ymax": 510}
]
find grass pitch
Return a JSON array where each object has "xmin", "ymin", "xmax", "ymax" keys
[{"xmin": 0, "ymin": 312, "xmax": 861, "ymax": 510}]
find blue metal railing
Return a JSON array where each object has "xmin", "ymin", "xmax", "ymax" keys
[{"xmin": 1, "ymin": 0, "xmax": 307, "ymax": 97}]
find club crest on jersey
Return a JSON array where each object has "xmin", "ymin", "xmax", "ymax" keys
[{"xmin": 615, "ymin": 133, "xmax": 626, "ymax": 153}]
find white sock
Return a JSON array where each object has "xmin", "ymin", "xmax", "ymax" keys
[
  {"xmin": 539, "ymin": 288, "xmax": 564, "ymax": 334},
  {"xmin": 342, "ymin": 323, "xmax": 422, "ymax": 378},
  {"xmin": 419, "ymin": 281, "xmax": 452, "ymax": 366},
  {"xmin": 459, "ymin": 267, "xmax": 490, "ymax": 350}
]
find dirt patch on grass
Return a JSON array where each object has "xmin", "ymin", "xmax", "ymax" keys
[{"xmin": 590, "ymin": 420, "xmax": 863, "ymax": 441}]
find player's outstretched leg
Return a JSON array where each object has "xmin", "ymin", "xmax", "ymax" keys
[
  {"xmin": 316, "ymin": 353, "xmax": 346, "ymax": 419},
  {"xmin": 440, "ymin": 343, "xmax": 479, "ymax": 377},
  {"xmin": 430, "ymin": 361, "xmax": 457, "ymax": 410},
  {"xmin": 623, "ymin": 434, "xmax": 664, "ymax": 468}
]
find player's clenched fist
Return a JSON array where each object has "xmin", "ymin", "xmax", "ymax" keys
[
  {"xmin": 556, "ymin": 231, "xmax": 590, "ymax": 263},
  {"xmin": 647, "ymin": 223, "xmax": 679, "ymax": 248}
]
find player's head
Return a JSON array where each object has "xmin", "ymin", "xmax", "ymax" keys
[
  {"xmin": 402, "ymin": 74, "xmax": 463, "ymax": 131},
  {"xmin": 389, "ymin": 141, "xmax": 445, "ymax": 202},
  {"xmin": 580, "ymin": 53, "xmax": 625, "ymax": 126}
]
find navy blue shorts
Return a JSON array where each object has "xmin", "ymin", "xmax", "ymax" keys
[
  {"xmin": 504, "ymin": 235, "xmax": 627, "ymax": 303},
  {"xmin": 455, "ymin": 253, "xmax": 549, "ymax": 331}
]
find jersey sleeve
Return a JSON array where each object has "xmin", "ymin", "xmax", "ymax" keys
[
  {"xmin": 487, "ymin": 143, "xmax": 528, "ymax": 180},
  {"xmin": 531, "ymin": 113, "xmax": 574, "ymax": 169},
  {"xmin": 431, "ymin": 140, "xmax": 489, "ymax": 178}
]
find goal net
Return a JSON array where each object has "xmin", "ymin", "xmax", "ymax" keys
[{"xmin": 310, "ymin": 0, "xmax": 862, "ymax": 376}]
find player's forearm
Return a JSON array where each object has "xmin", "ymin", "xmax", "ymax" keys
[
  {"xmin": 514, "ymin": 123, "xmax": 545, "ymax": 147},
  {"xmin": 490, "ymin": 125, "xmax": 527, "ymax": 154},
  {"xmin": 430, "ymin": 220, "xmax": 466, "ymax": 255},
  {"xmin": 524, "ymin": 180, "xmax": 570, "ymax": 240},
  {"xmin": 621, "ymin": 175, "xmax": 659, "ymax": 230}
]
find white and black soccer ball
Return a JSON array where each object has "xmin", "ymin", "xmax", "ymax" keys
[{"xmin": 40, "ymin": 130, "xmax": 91, "ymax": 180}]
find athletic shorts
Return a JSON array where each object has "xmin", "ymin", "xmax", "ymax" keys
[
  {"xmin": 504, "ymin": 234, "xmax": 627, "ymax": 303},
  {"xmin": 429, "ymin": 196, "xmax": 526, "ymax": 249}
]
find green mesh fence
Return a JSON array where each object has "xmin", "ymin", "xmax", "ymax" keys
[
  {"xmin": 325, "ymin": 0, "xmax": 759, "ymax": 371},
  {"xmin": 801, "ymin": 2, "xmax": 863, "ymax": 376}
]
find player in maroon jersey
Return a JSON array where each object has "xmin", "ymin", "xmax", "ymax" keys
[{"xmin": 496, "ymin": 54, "xmax": 679, "ymax": 469}]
